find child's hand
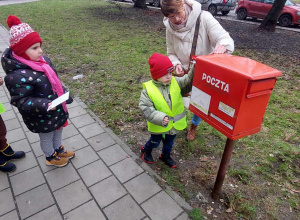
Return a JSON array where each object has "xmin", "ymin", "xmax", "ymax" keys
[
  {"xmin": 163, "ymin": 116, "xmax": 169, "ymax": 126},
  {"xmin": 48, "ymin": 103, "xmax": 56, "ymax": 111},
  {"xmin": 175, "ymin": 64, "xmax": 185, "ymax": 77},
  {"xmin": 0, "ymin": 77, "xmax": 3, "ymax": 86}
]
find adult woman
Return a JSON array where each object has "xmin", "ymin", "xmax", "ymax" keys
[{"xmin": 161, "ymin": 0, "xmax": 234, "ymax": 141}]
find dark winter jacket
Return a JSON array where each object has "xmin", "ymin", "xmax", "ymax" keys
[{"xmin": 1, "ymin": 48, "xmax": 73, "ymax": 133}]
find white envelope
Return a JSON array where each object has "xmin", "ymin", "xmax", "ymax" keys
[{"xmin": 47, "ymin": 92, "xmax": 69, "ymax": 111}]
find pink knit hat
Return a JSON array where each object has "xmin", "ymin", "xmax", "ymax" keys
[
  {"xmin": 148, "ymin": 53, "xmax": 174, "ymax": 80},
  {"xmin": 7, "ymin": 15, "xmax": 42, "ymax": 57}
]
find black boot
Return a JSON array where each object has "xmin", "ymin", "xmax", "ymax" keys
[
  {"xmin": 0, "ymin": 157, "xmax": 16, "ymax": 173},
  {"xmin": 0, "ymin": 144, "xmax": 26, "ymax": 162},
  {"xmin": 140, "ymin": 146, "xmax": 154, "ymax": 164},
  {"xmin": 159, "ymin": 153, "xmax": 177, "ymax": 168}
]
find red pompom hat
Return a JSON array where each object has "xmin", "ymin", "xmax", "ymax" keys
[
  {"xmin": 7, "ymin": 15, "xmax": 42, "ymax": 57},
  {"xmin": 148, "ymin": 53, "xmax": 174, "ymax": 80}
]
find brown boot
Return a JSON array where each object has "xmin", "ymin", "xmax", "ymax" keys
[
  {"xmin": 46, "ymin": 152, "xmax": 69, "ymax": 167},
  {"xmin": 187, "ymin": 124, "xmax": 197, "ymax": 141},
  {"xmin": 56, "ymin": 145, "xmax": 75, "ymax": 159}
]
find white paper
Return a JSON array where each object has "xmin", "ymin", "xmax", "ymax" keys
[
  {"xmin": 47, "ymin": 92, "xmax": 69, "ymax": 111},
  {"xmin": 190, "ymin": 86, "xmax": 211, "ymax": 115}
]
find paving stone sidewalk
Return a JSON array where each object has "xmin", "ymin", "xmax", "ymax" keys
[
  {"xmin": 0, "ymin": 0, "xmax": 41, "ymax": 6},
  {"xmin": 0, "ymin": 18, "xmax": 192, "ymax": 220}
]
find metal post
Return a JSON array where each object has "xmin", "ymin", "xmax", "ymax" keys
[{"xmin": 211, "ymin": 138, "xmax": 235, "ymax": 200}]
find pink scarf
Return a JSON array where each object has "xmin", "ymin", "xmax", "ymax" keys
[{"xmin": 13, "ymin": 52, "xmax": 68, "ymax": 113}]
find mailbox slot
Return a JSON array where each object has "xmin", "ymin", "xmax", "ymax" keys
[{"xmin": 246, "ymin": 78, "xmax": 276, "ymax": 98}]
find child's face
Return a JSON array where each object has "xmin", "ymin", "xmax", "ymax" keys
[
  {"xmin": 156, "ymin": 71, "xmax": 173, "ymax": 84},
  {"xmin": 25, "ymin": 42, "xmax": 42, "ymax": 61}
]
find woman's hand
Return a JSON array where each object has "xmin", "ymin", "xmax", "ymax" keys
[
  {"xmin": 175, "ymin": 64, "xmax": 185, "ymax": 77},
  {"xmin": 0, "ymin": 77, "xmax": 3, "ymax": 86},
  {"xmin": 163, "ymin": 116, "xmax": 169, "ymax": 126},
  {"xmin": 211, "ymin": 45, "xmax": 227, "ymax": 54}
]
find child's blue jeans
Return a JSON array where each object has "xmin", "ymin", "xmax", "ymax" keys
[
  {"xmin": 192, "ymin": 114, "xmax": 202, "ymax": 126},
  {"xmin": 144, "ymin": 134, "xmax": 176, "ymax": 155}
]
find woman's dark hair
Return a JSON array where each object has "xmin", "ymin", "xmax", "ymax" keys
[{"xmin": 161, "ymin": 0, "xmax": 184, "ymax": 17}]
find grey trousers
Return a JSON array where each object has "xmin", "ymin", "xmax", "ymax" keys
[{"xmin": 38, "ymin": 128, "xmax": 63, "ymax": 157}]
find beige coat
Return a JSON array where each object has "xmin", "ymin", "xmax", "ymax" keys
[{"xmin": 163, "ymin": 0, "xmax": 234, "ymax": 71}]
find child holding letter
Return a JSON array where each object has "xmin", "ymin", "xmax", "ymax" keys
[{"xmin": 1, "ymin": 15, "xmax": 74, "ymax": 167}]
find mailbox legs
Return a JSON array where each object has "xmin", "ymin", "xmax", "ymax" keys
[{"xmin": 211, "ymin": 138, "xmax": 235, "ymax": 200}]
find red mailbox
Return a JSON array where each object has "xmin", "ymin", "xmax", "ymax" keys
[{"xmin": 189, "ymin": 54, "xmax": 282, "ymax": 140}]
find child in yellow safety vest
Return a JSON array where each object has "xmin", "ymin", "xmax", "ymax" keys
[{"xmin": 139, "ymin": 53, "xmax": 194, "ymax": 168}]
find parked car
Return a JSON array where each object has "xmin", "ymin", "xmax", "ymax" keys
[
  {"xmin": 147, "ymin": 0, "xmax": 160, "ymax": 7},
  {"xmin": 132, "ymin": 0, "xmax": 161, "ymax": 7},
  {"xmin": 236, "ymin": 0, "xmax": 300, "ymax": 27},
  {"xmin": 196, "ymin": 0, "xmax": 237, "ymax": 16}
]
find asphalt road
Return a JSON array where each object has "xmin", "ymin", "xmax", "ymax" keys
[
  {"xmin": 222, "ymin": 8, "xmax": 300, "ymax": 32},
  {"xmin": 124, "ymin": 0, "xmax": 300, "ymax": 33}
]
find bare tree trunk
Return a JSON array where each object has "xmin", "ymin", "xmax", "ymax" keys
[
  {"xmin": 133, "ymin": 0, "xmax": 147, "ymax": 9},
  {"xmin": 258, "ymin": 0, "xmax": 287, "ymax": 32}
]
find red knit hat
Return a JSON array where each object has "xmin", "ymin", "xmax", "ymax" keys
[
  {"xmin": 7, "ymin": 15, "xmax": 42, "ymax": 57},
  {"xmin": 148, "ymin": 53, "xmax": 174, "ymax": 80}
]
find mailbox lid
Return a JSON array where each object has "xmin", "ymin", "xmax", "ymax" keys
[{"xmin": 196, "ymin": 55, "xmax": 282, "ymax": 80}]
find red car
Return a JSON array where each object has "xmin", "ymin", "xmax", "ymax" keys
[{"xmin": 236, "ymin": 0, "xmax": 300, "ymax": 27}]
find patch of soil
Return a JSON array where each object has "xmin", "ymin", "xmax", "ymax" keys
[{"xmin": 218, "ymin": 18, "xmax": 300, "ymax": 58}]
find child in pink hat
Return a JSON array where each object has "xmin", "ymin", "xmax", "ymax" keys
[{"xmin": 1, "ymin": 15, "xmax": 74, "ymax": 167}]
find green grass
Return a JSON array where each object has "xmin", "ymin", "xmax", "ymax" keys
[
  {"xmin": 0, "ymin": 0, "xmax": 299, "ymax": 219},
  {"xmin": 188, "ymin": 208, "xmax": 205, "ymax": 220},
  {"xmin": 161, "ymin": 168, "xmax": 190, "ymax": 199}
]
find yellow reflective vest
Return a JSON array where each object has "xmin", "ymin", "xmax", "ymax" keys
[
  {"xmin": 143, "ymin": 77, "xmax": 187, "ymax": 133},
  {"xmin": 0, "ymin": 103, "xmax": 5, "ymax": 114}
]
